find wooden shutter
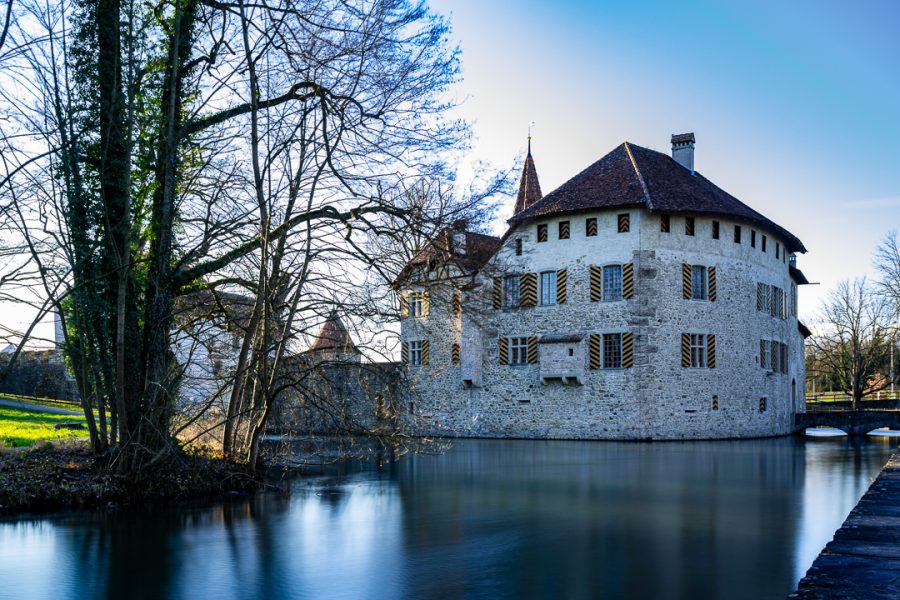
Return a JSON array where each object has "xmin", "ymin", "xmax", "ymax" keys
[
  {"xmin": 781, "ymin": 343, "xmax": 787, "ymax": 374},
  {"xmin": 756, "ymin": 283, "xmax": 764, "ymax": 311},
  {"xmin": 451, "ymin": 343, "xmax": 460, "ymax": 365},
  {"xmin": 590, "ymin": 266, "xmax": 602, "ymax": 302},
  {"xmin": 681, "ymin": 333, "xmax": 691, "ymax": 367},
  {"xmin": 453, "ymin": 291, "xmax": 462, "ymax": 317},
  {"xmin": 492, "ymin": 277, "xmax": 502, "ymax": 309},
  {"xmin": 589, "ymin": 334, "xmax": 601, "ymax": 369},
  {"xmin": 708, "ymin": 267, "xmax": 717, "ymax": 301},
  {"xmin": 559, "ymin": 221, "xmax": 570, "ymax": 239},
  {"xmin": 400, "ymin": 292, "xmax": 409, "ymax": 318},
  {"xmin": 682, "ymin": 264, "xmax": 692, "ymax": 299},
  {"xmin": 421, "ymin": 340, "xmax": 430, "ymax": 365},
  {"xmin": 771, "ymin": 340, "xmax": 779, "ymax": 372},
  {"xmin": 527, "ymin": 336, "xmax": 538, "ymax": 364},
  {"xmin": 499, "ymin": 337, "xmax": 508, "ymax": 365},
  {"xmin": 622, "ymin": 332, "xmax": 634, "ymax": 368},
  {"xmin": 520, "ymin": 272, "xmax": 537, "ymax": 307},
  {"xmin": 401, "ymin": 341, "xmax": 409, "ymax": 366},
  {"xmin": 760, "ymin": 340, "xmax": 766, "ymax": 368},
  {"xmin": 618, "ymin": 213, "xmax": 630, "ymax": 232},
  {"xmin": 586, "ymin": 217, "xmax": 598, "ymax": 237},
  {"xmin": 707, "ymin": 334, "xmax": 716, "ymax": 368},
  {"xmin": 622, "ymin": 263, "xmax": 635, "ymax": 299},
  {"xmin": 781, "ymin": 289, "xmax": 787, "ymax": 320},
  {"xmin": 556, "ymin": 269, "xmax": 567, "ymax": 304},
  {"xmin": 422, "ymin": 291, "xmax": 430, "ymax": 317}
]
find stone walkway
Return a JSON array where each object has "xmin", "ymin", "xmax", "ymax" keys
[
  {"xmin": 0, "ymin": 398, "xmax": 82, "ymax": 416},
  {"xmin": 789, "ymin": 454, "xmax": 900, "ymax": 599}
]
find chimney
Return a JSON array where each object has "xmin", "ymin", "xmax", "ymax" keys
[{"xmin": 671, "ymin": 132, "xmax": 695, "ymax": 174}]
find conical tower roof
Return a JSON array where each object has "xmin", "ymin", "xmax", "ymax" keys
[
  {"xmin": 309, "ymin": 311, "xmax": 358, "ymax": 354},
  {"xmin": 512, "ymin": 140, "xmax": 543, "ymax": 215}
]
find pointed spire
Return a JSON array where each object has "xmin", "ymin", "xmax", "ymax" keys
[
  {"xmin": 309, "ymin": 310, "xmax": 358, "ymax": 354},
  {"xmin": 513, "ymin": 132, "xmax": 542, "ymax": 215}
]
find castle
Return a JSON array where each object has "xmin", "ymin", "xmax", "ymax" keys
[{"xmin": 396, "ymin": 133, "xmax": 811, "ymax": 440}]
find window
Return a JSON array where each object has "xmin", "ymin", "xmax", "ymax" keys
[
  {"xmin": 586, "ymin": 217, "xmax": 598, "ymax": 237},
  {"xmin": 537, "ymin": 224, "xmax": 548, "ymax": 242},
  {"xmin": 603, "ymin": 265, "xmax": 623, "ymax": 301},
  {"xmin": 712, "ymin": 221, "xmax": 720, "ymax": 239},
  {"xmin": 776, "ymin": 243, "xmax": 780, "ymax": 259},
  {"xmin": 760, "ymin": 340, "xmax": 771, "ymax": 370},
  {"xmin": 751, "ymin": 230, "xmax": 757, "ymax": 248},
  {"xmin": 771, "ymin": 341, "xmax": 780, "ymax": 373},
  {"xmin": 559, "ymin": 221, "xmax": 570, "ymax": 239},
  {"xmin": 690, "ymin": 334, "xmax": 707, "ymax": 368},
  {"xmin": 661, "ymin": 214, "xmax": 670, "ymax": 233},
  {"xmin": 618, "ymin": 213, "xmax": 630, "ymax": 233},
  {"xmin": 762, "ymin": 235, "xmax": 767, "ymax": 252},
  {"xmin": 515, "ymin": 238, "xmax": 522, "ymax": 256},
  {"xmin": 734, "ymin": 225, "xmax": 742, "ymax": 244},
  {"xmin": 774, "ymin": 286, "xmax": 783, "ymax": 319},
  {"xmin": 603, "ymin": 333, "xmax": 623, "ymax": 369},
  {"xmin": 790, "ymin": 282, "xmax": 798, "ymax": 317},
  {"xmin": 509, "ymin": 337, "xmax": 529, "ymax": 365},
  {"xmin": 410, "ymin": 292, "xmax": 425, "ymax": 317},
  {"xmin": 409, "ymin": 340, "xmax": 424, "ymax": 366},
  {"xmin": 691, "ymin": 265, "xmax": 708, "ymax": 300},
  {"xmin": 769, "ymin": 286, "xmax": 779, "ymax": 317},
  {"xmin": 503, "ymin": 275, "xmax": 520, "ymax": 308},
  {"xmin": 712, "ymin": 395, "xmax": 719, "ymax": 411},
  {"xmin": 759, "ymin": 397, "xmax": 767, "ymax": 412},
  {"xmin": 685, "ymin": 217, "xmax": 695, "ymax": 236},
  {"xmin": 540, "ymin": 271, "xmax": 557, "ymax": 306}
]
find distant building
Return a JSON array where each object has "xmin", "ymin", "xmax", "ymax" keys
[{"xmin": 396, "ymin": 133, "xmax": 811, "ymax": 440}]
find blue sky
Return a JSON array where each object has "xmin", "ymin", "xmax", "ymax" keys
[{"xmin": 431, "ymin": 0, "xmax": 900, "ymax": 318}]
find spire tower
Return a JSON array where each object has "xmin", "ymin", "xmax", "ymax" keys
[{"xmin": 513, "ymin": 127, "xmax": 543, "ymax": 215}]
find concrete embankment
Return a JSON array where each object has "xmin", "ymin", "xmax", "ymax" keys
[{"xmin": 789, "ymin": 454, "xmax": 900, "ymax": 599}]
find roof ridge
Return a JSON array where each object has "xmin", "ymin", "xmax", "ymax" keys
[{"xmin": 623, "ymin": 142, "xmax": 652, "ymax": 208}]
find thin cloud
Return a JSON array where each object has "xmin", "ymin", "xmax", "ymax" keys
[{"xmin": 845, "ymin": 195, "xmax": 900, "ymax": 209}]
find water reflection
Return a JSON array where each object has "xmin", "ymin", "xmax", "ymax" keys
[{"xmin": 0, "ymin": 436, "xmax": 896, "ymax": 600}]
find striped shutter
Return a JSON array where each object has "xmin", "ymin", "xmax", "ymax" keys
[
  {"xmin": 623, "ymin": 263, "xmax": 635, "ymax": 299},
  {"xmin": 760, "ymin": 340, "xmax": 766, "ymax": 368},
  {"xmin": 589, "ymin": 334, "xmax": 601, "ymax": 369},
  {"xmin": 492, "ymin": 277, "xmax": 502, "ymax": 309},
  {"xmin": 707, "ymin": 334, "xmax": 716, "ymax": 368},
  {"xmin": 590, "ymin": 266, "xmax": 602, "ymax": 302},
  {"xmin": 400, "ymin": 292, "xmax": 409, "ymax": 318},
  {"xmin": 527, "ymin": 336, "xmax": 538, "ymax": 364},
  {"xmin": 422, "ymin": 291, "xmax": 430, "ymax": 317},
  {"xmin": 421, "ymin": 340, "xmax": 430, "ymax": 365},
  {"xmin": 559, "ymin": 221, "xmax": 570, "ymax": 239},
  {"xmin": 781, "ymin": 289, "xmax": 787, "ymax": 320},
  {"xmin": 556, "ymin": 269, "xmax": 567, "ymax": 304},
  {"xmin": 499, "ymin": 337, "xmax": 508, "ymax": 365},
  {"xmin": 586, "ymin": 217, "xmax": 598, "ymax": 236},
  {"xmin": 681, "ymin": 333, "xmax": 691, "ymax": 367},
  {"xmin": 708, "ymin": 267, "xmax": 717, "ymax": 301},
  {"xmin": 781, "ymin": 343, "xmax": 787, "ymax": 373},
  {"xmin": 682, "ymin": 264, "xmax": 692, "ymax": 299},
  {"xmin": 451, "ymin": 343, "xmax": 460, "ymax": 365},
  {"xmin": 622, "ymin": 332, "xmax": 634, "ymax": 368},
  {"xmin": 756, "ymin": 283, "xmax": 764, "ymax": 311},
  {"xmin": 618, "ymin": 213, "xmax": 630, "ymax": 232},
  {"xmin": 520, "ymin": 273, "xmax": 537, "ymax": 307},
  {"xmin": 401, "ymin": 341, "xmax": 409, "ymax": 366},
  {"xmin": 453, "ymin": 291, "xmax": 462, "ymax": 317},
  {"xmin": 771, "ymin": 340, "xmax": 778, "ymax": 372}
]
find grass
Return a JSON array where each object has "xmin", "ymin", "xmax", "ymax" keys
[
  {"xmin": 0, "ymin": 405, "xmax": 89, "ymax": 448},
  {"xmin": 0, "ymin": 393, "xmax": 81, "ymax": 411}
]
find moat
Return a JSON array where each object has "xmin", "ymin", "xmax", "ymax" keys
[{"xmin": 1, "ymin": 435, "xmax": 897, "ymax": 600}]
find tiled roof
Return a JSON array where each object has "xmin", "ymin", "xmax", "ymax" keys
[
  {"xmin": 509, "ymin": 142, "xmax": 806, "ymax": 253},
  {"xmin": 512, "ymin": 143, "xmax": 543, "ymax": 215},
  {"xmin": 393, "ymin": 226, "xmax": 502, "ymax": 286},
  {"xmin": 309, "ymin": 311, "xmax": 358, "ymax": 354}
]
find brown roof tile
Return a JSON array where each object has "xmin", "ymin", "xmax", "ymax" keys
[
  {"xmin": 309, "ymin": 311, "xmax": 358, "ymax": 354},
  {"xmin": 394, "ymin": 226, "xmax": 501, "ymax": 286},
  {"xmin": 513, "ymin": 143, "xmax": 543, "ymax": 215},
  {"xmin": 509, "ymin": 142, "xmax": 805, "ymax": 253}
]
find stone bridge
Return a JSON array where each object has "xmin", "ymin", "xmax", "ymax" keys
[{"xmin": 795, "ymin": 410, "xmax": 900, "ymax": 435}]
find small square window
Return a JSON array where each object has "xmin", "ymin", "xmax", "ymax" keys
[
  {"xmin": 762, "ymin": 235, "xmax": 767, "ymax": 252},
  {"xmin": 712, "ymin": 395, "xmax": 719, "ymax": 411},
  {"xmin": 559, "ymin": 221, "xmax": 570, "ymax": 239},
  {"xmin": 734, "ymin": 225, "xmax": 742, "ymax": 244},
  {"xmin": 410, "ymin": 292, "xmax": 426, "ymax": 317},
  {"xmin": 509, "ymin": 337, "xmax": 529, "ymax": 365},
  {"xmin": 515, "ymin": 238, "xmax": 522, "ymax": 256},
  {"xmin": 409, "ymin": 340, "xmax": 424, "ymax": 366},
  {"xmin": 712, "ymin": 221, "xmax": 720, "ymax": 240},
  {"xmin": 586, "ymin": 217, "xmax": 598, "ymax": 237},
  {"xmin": 537, "ymin": 224, "xmax": 548, "ymax": 242},
  {"xmin": 759, "ymin": 397, "xmax": 767, "ymax": 412},
  {"xmin": 568, "ymin": 348, "xmax": 575, "ymax": 357},
  {"xmin": 685, "ymin": 217, "xmax": 695, "ymax": 236},
  {"xmin": 661, "ymin": 214, "xmax": 670, "ymax": 233},
  {"xmin": 690, "ymin": 334, "xmax": 707, "ymax": 368},
  {"xmin": 751, "ymin": 230, "xmax": 757, "ymax": 248},
  {"xmin": 618, "ymin": 214, "xmax": 630, "ymax": 233},
  {"xmin": 776, "ymin": 243, "xmax": 780, "ymax": 259}
]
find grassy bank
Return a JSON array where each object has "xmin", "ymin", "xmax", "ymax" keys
[{"xmin": 0, "ymin": 405, "xmax": 89, "ymax": 448}]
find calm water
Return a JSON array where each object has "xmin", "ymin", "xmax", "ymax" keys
[{"xmin": 1, "ymin": 435, "xmax": 898, "ymax": 600}]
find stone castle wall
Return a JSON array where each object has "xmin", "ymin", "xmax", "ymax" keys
[{"xmin": 400, "ymin": 207, "xmax": 806, "ymax": 440}]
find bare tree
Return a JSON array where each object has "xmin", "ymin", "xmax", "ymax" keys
[
  {"xmin": 809, "ymin": 278, "xmax": 897, "ymax": 409},
  {"xmin": 875, "ymin": 230, "xmax": 900, "ymax": 315}
]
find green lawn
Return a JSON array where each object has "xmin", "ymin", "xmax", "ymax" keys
[{"xmin": 0, "ymin": 405, "xmax": 89, "ymax": 448}]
